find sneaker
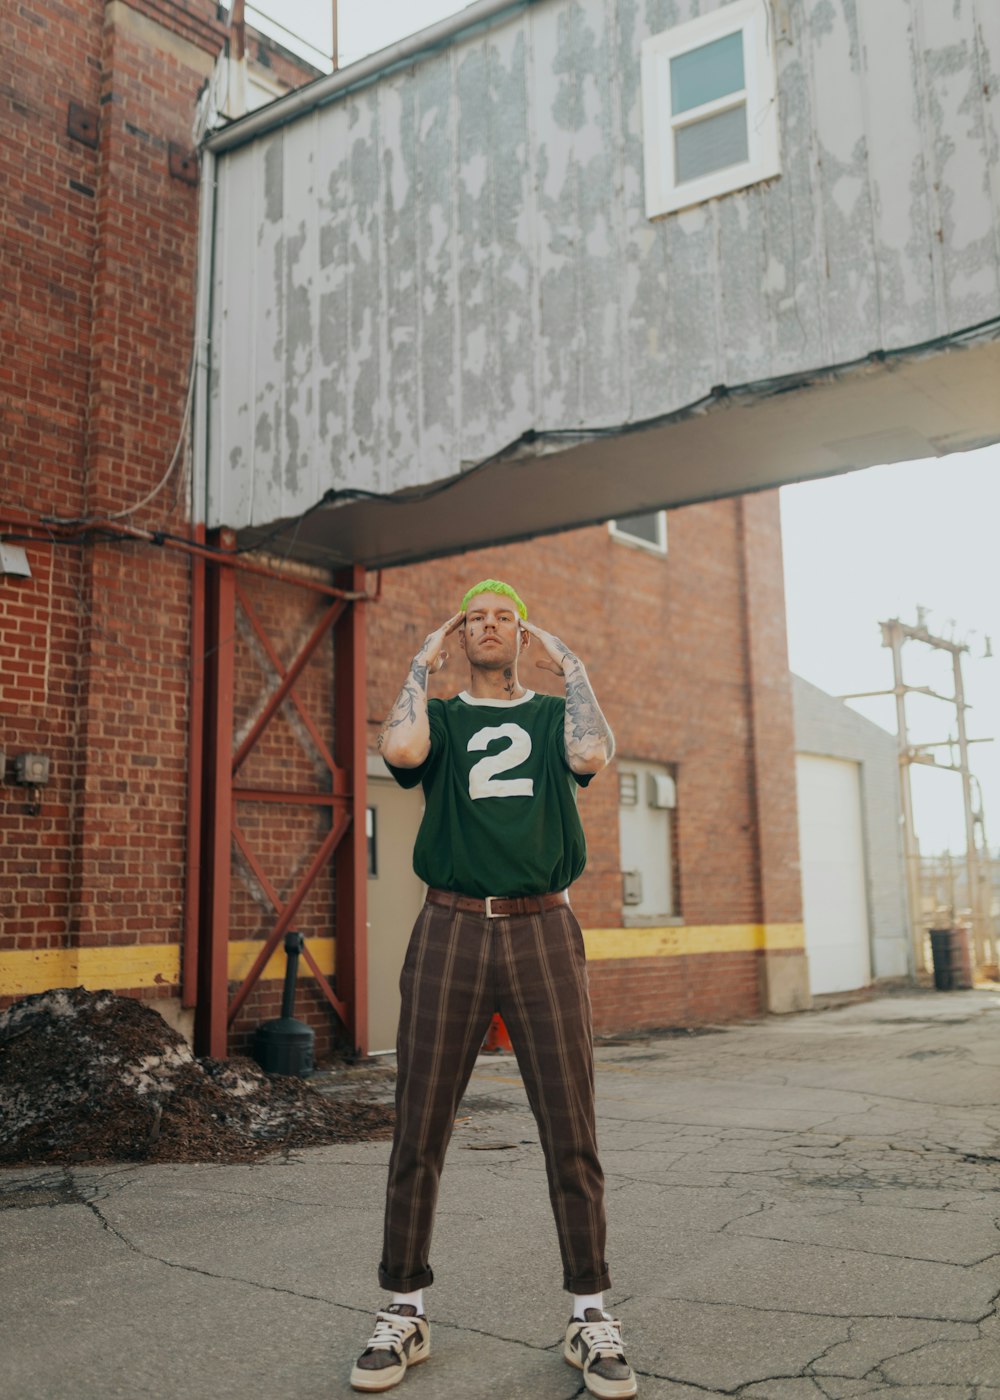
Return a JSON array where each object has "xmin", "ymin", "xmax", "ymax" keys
[
  {"xmin": 350, "ymin": 1304, "xmax": 430, "ymax": 1392},
  {"xmin": 564, "ymin": 1308, "xmax": 637, "ymax": 1399}
]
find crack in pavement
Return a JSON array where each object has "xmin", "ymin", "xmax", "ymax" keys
[{"xmin": 69, "ymin": 1197, "xmax": 625, "ymax": 1366}]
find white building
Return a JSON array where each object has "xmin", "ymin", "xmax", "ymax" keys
[{"xmin": 793, "ymin": 674, "xmax": 911, "ymax": 994}]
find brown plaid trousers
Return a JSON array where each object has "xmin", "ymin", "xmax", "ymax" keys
[{"xmin": 378, "ymin": 894, "xmax": 610, "ymax": 1295}]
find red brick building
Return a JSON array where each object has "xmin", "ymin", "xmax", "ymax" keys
[{"xmin": 1, "ymin": 0, "xmax": 807, "ymax": 1059}]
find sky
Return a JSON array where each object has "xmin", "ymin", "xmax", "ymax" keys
[
  {"xmin": 247, "ymin": 0, "xmax": 468, "ymax": 68},
  {"xmin": 780, "ymin": 449, "xmax": 1000, "ymax": 858},
  {"xmin": 249, "ymin": 1, "xmax": 1000, "ymax": 858}
]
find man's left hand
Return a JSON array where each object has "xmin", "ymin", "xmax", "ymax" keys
[{"xmin": 521, "ymin": 620, "xmax": 575, "ymax": 676}]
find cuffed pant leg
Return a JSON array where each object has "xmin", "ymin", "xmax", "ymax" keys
[
  {"xmin": 497, "ymin": 904, "xmax": 610, "ymax": 1294},
  {"xmin": 378, "ymin": 901, "xmax": 494, "ymax": 1292}
]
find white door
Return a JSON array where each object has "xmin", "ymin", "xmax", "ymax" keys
[
  {"xmin": 366, "ymin": 775, "xmax": 426, "ymax": 1053},
  {"xmin": 795, "ymin": 754, "xmax": 871, "ymax": 994},
  {"xmin": 617, "ymin": 761, "xmax": 675, "ymax": 918}
]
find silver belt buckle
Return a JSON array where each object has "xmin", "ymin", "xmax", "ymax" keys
[{"xmin": 484, "ymin": 895, "xmax": 498, "ymax": 918}]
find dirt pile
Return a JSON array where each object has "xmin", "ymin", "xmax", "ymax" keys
[{"xmin": 0, "ymin": 988, "xmax": 393, "ymax": 1165}]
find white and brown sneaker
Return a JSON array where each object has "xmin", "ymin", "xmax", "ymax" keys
[
  {"xmin": 564, "ymin": 1308, "xmax": 637, "ymax": 1398},
  {"xmin": 350, "ymin": 1304, "xmax": 430, "ymax": 1392}
]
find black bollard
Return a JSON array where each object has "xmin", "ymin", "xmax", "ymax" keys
[{"xmin": 251, "ymin": 931, "xmax": 316, "ymax": 1077}]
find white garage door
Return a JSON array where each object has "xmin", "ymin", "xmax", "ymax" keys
[{"xmin": 795, "ymin": 754, "xmax": 871, "ymax": 994}]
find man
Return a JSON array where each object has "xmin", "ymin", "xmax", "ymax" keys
[{"xmin": 350, "ymin": 580, "xmax": 636, "ymax": 1399}]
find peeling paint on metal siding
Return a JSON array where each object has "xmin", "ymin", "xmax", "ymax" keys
[
  {"xmin": 716, "ymin": 191, "xmax": 770, "ymax": 383},
  {"xmin": 315, "ymin": 103, "xmax": 350, "ymax": 482},
  {"xmin": 345, "ymin": 98, "xmax": 383, "ymax": 490},
  {"xmin": 531, "ymin": 3, "xmax": 574, "ymax": 425},
  {"xmin": 213, "ymin": 152, "xmax": 254, "ymax": 527},
  {"xmin": 453, "ymin": 26, "xmax": 535, "ymax": 465},
  {"xmin": 855, "ymin": 0, "xmax": 939, "ymax": 350},
  {"xmin": 202, "ymin": 0, "xmax": 1000, "ymax": 534},
  {"xmin": 414, "ymin": 56, "xmax": 459, "ymax": 484},
  {"xmin": 573, "ymin": 0, "xmax": 629, "ymax": 427},
  {"xmin": 617, "ymin": 0, "xmax": 663, "ymax": 420},
  {"xmin": 456, "ymin": 38, "xmax": 502, "ymax": 459},
  {"xmin": 605, "ymin": 0, "xmax": 634, "ymax": 420},
  {"xmin": 627, "ymin": 0, "xmax": 731, "ymax": 419},
  {"xmin": 804, "ymin": 0, "xmax": 882, "ymax": 362},
  {"xmin": 488, "ymin": 29, "xmax": 539, "ymax": 439},
  {"xmin": 531, "ymin": 0, "xmax": 627, "ymax": 429},
  {"xmin": 919, "ymin": 0, "xmax": 1000, "ymax": 329},
  {"xmin": 250, "ymin": 132, "xmax": 287, "ymax": 527},
  {"xmin": 970, "ymin": 0, "xmax": 1000, "ymax": 278},
  {"xmin": 772, "ymin": 11, "xmax": 833, "ymax": 372},
  {"xmin": 380, "ymin": 74, "xmax": 420, "ymax": 490},
  {"xmin": 281, "ymin": 122, "xmax": 319, "ymax": 509}
]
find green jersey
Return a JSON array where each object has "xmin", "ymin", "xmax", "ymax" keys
[{"xmin": 385, "ymin": 690, "xmax": 591, "ymax": 898}]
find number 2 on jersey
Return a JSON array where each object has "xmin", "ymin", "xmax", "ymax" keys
[{"xmin": 467, "ymin": 723, "xmax": 534, "ymax": 799}]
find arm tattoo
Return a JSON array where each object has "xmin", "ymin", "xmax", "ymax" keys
[
  {"xmin": 378, "ymin": 657, "xmax": 430, "ymax": 747},
  {"xmin": 563, "ymin": 658, "xmax": 615, "ymax": 767},
  {"xmin": 383, "ymin": 679, "xmax": 422, "ymax": 730}
]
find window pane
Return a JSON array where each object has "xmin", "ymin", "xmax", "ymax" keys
[
  {"xmin": 613, "ymin": 511, "xmax": 662, "ymax": 546},
  {"xmin": 675, "ymin": 103, "xmax": 749, "ymax": 184},
  {"xmin": 670, "ymin": 31, "xmax": 744, "ymax": 116}
]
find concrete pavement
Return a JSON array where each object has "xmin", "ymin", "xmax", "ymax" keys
[{"xmin": 4, "ymin": 988, "xmax": 1000, "ymax": 1399}]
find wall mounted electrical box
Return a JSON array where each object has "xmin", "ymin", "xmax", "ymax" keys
[{"xmin": 14, "ymin": 753, "xmax": 50, "ymax": 787}]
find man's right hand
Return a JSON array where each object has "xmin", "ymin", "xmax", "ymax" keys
[{"xmin": 416, "ymin": 610, "xmax": 465, "ymax": 675}]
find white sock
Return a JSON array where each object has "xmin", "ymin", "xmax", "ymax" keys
[
  {"xmin": 573, "ymin": 1292, "xmax": 604, "ymax": 1319},
  {"xmin": 391, "ymin": 1289, "xmax": 425, "ymax": 1315}
]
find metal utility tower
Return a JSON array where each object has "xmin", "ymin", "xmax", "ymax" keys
[{"xmin": 842, "ymin": 616, "xmax": 994, "ymax": 975}]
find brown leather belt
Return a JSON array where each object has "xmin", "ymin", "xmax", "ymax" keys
[{"xmin": 426, "ymin": 887, "xmax": 569, "ymax": 918}]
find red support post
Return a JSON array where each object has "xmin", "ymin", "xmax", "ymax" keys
[
  {"xmin": 334, "ymin": 567, "xmax": 368, "ymax": 1057},
  {"xmin": 195, "ymin": 529, "xmax": 237, "ymax": 1057},
  {"xmin": 183, "ymin": 525, "xmax": 206, "ymax": 1009}
]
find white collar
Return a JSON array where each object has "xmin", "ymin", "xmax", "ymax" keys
[{"xmin": 458, "ymin": 689, "xmax": 536, "ymax": 708}]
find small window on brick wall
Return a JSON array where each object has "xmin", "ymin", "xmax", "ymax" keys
[
  {"xmin": 618, "ymin": 760, "xmax": 678, "ymax": 922},
  {"xmin": 609, "ymin": 510, "xmax": 668, "ymax": 554},
  {"xmin": 641, "ymin": 0, "xmax": 781, "ymax": 218}
]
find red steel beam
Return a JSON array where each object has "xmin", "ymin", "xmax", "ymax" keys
[
  {"xmin": 231, "ymin": 821, "xmax": 285, "ymax": 910},
  {"xmin": 231, "ymin": 596, "xmax": 345, "ymax": 776},
  {"xmin": 334, "ymin": 567, "xmax": 369, "ymax": 1057},
  {"xmin": 0, "ymin": 507, "xmax": 372, "ymax": 604},
  {"xmin": 235, "ymin": 581, "xmax": 339, "ymax": 775},
  {"xmin": 196, "ymin": 530, "xmax": 238, "ymax": 1057},
  {"xmin": 300, "ymin": 941, "xmax": 349, "ymax": 1024},
  {"xmin": 231, "ymin": 821, "xmax": 348, "ymax": 1023},
  {"xmin": 183, "ymin": 525, "xmax": 206, "ymax": 1009},
  {"xmin": 227, "ymin": 808, "xmax": 352, "ymax": 1024}
]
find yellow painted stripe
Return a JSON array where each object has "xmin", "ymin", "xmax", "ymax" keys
[
  {"xmin": 0, "ymin": 945, "xmax": 181, "ymax": 996},
  {"xmin": 581, "ymin": 923, "xmax": 805, "ymax": 961},
  {"xmin": 227, "ymin": 939, "xmax": 335, "ymax": 982},
  {"xmin": 2, "ymin": 926, "xmax": 798, "ymax": 999},
  {"xmin": 1, "ymin": 938, "xmax": 336, "ymax": 998}
]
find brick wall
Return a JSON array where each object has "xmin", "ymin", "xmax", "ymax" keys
[
  {"xmin": 1, "ymin": 0, "xmax": 219, "ymax": 1008},
  {"xmin": 2, "ymin": 0, "xmax": 99, "ymax": 958}
]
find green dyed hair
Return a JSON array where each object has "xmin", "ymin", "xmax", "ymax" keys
[{"xmin": 460, "ymin": 579, "xmax": 527, "ymax": 621}]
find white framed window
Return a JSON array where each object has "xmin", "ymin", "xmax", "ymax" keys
[
  {"xmin": 609, "ymin": 510, "xmax": 668, "ymax": 554},
  {"xmin": 641, "ymin": 0, "xmax": 780, "ymax": 218},
  {"xmin": 618, "ymin": 760, "xmax": 678, "ymax": 922}
]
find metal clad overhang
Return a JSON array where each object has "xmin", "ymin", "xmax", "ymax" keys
[{"xmin": 233, "ymin": 328, "xmax": 1000, "ymax": 569}]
